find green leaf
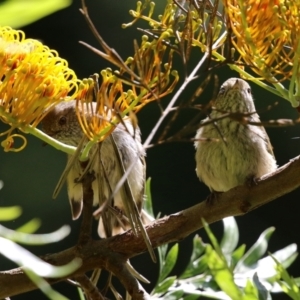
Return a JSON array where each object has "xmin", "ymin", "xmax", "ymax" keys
[
  {"xmin": 157, "ymin": 243, "xmax": 168, "ymax": 275},
  {"xmin": 180, "ymin": 255, "xmax": 208, "ymax": 279},
  {"xmin": 0, "ymin": 0, "xmax": 72, "ymax": 28},
  {"xmin": 203, "ymin": 220, "xmax": 245, "ymax": 299},
  {"xmin": 16, "ymin": 218, "xmax": 41, "ymax": 233},
  {"xmin": 0, "ymin": 237, "xmax": 81, "ymax": 277},
  {"xmin": 220, "ymin": 217, "xmax": 239, "ymax": 255},
  {"xmin": 158, "ymin": 244, "xmax": 179, "ymax": 283},
  {"xmin": 252, "ymin": 273, "xmax": 269, "ymax": 300},
  {"xmin": 180, "ymin": 235, "xmax": 207, "ymax": 279},
  {"xmin": 272, "ymin": 256, "xmax": 300, "ymax": 300},
  {"xmin": 181, "ymin": 274, "xmax": 219, "ymax": 291},
  {"xmin": 164, "ymin": 289, "xmax": 184, "ymax": 299},
  {"xmin": 25, "ymin": 269, "xmax": 69, "ymax": 300},
  {"xmin": 0, "ymin": 206, "xmax": 22, "ymax": 221},
  {"xmin": 0, "ymin": 225, "xmax": 71, "ymax": 245},
  {"xmin": 77, "ymin": 285, "xmax": 85, "ymax": 300},
  {"xmin": 144, "ymin": 177, "xmax": 155, "ymax": 218},
  {"xmin": 246, "ymin": 244, "xmax": 298, "ymax": 280},
  {"xmin": 153, "ymin": 276, "xmax": 177, "ymax": 294},
  {"xmin": 232, "ymin": 244, "xmax": 246, "ymax": 267},
  {"xmin": 190, "ymin": 235, "xmax": 207, "ymax": 262},
  {"xmin": 203, "ymin": 218, "xmax": 225, "ymax": 259},
  {"xmin": 243, "ymin": 280, "xmax": 259, "ymax": 300},
  {"xmin": 293, "ymin": 277, "xmax": 300, "ymax": 286},
  {"xmin": 206, "ymin": 245, "xmax": 243, "ymax": 300},
  {"xmin": 236, "ymin": 227, "xmax": 275, "ymax": 270},
  {"xmin": 272, "ymin": 244, "xmax": 298, "ymax": 269}
]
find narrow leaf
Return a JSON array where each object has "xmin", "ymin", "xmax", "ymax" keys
[
  {"xmin": 243, "ymin": 280, "xmax": 259, "ymax": 300},
  {"xmin": 144, "ymin": 177, "xmax": 155, "ymax": 218},
  {"xmin": 0, "ymin": 206, "xmax": 22, "ymax": 221},
  {"xmin": 232, "ymin": 244, "xmax": 246, "ymax": 267},
  {"xmin": 180, "ymin": 255, "xmax": 208, "ymax": 279},
  {"xmin": 0, "ymin": 225, "xmax": 71, "ymax": 245},
  {"xmin": 25, "ymin": 269, "xmax": 69, "ymax": 300},
  {"xmin": 206, "ymin": 245, "xmax": 243, "ymax": 300},
  {"xmin": 0, "ymin": 0, "xmax": 72, "ymax": 28},
  {"xmin": 236, "ymin": 227, "xmax": 275, "ymax": 270},
  {"xmin": 180, "ymin": 235, "xmax": 207, "ymax": 279},
  {"xmin": 158, "ymin": 244, "xmax": 179, "ymax": 282},
  {"xmin": 220, "ymin": 217, "xmax": 239, "ymax": 254},
  {"xmin": 153, "ymin": 276, "xmax": 177, "ymax": 294},
  {"xmin": 0, "ymin": 237, "xmax": 81, "ymax": 277},
  {"xmin": 203, "ymin": 218, "xmax": 225, "ymax": 259},
  {"xmin": 252, "ymin": 273, "xmax": 269, "ymax": 300},
  {"xmin": 16, "ymin": 218, "xmax": 41, "ymax": 233}
]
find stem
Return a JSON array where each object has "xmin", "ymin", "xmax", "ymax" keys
[
  {"xmin": 143, "ymin": 30, "xmax": 228, "ymax": 148},
  {"xmin": 24, "ymin": 126, "xmax": 76, "ymax": 155}
]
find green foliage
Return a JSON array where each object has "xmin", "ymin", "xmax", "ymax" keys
[
  {"xmin": 153, "ymin": 243, "xmax": 179, "ymax": 295},
  {"xmin": 0, "ymin": 183, "xmax": 80, "ymax": 300},
  {"xmin": 272, "ymin": 255, "xmax": 300, "ymax": 300},
  {"xmin": 152, "ymin": 217, "xmax": 299, "ymax": 299},
  {"xmin": 0, "ymin": 205, "xmax": 22, "ymax": 220},
  {"xmin": 0, "ymin": 0, "xmax": 72, "ymax": 28},
  {"xmin": 16, "ymin": 218, "xmax": 42, "ymax": 233},
  {"xmin": 145, "ymin": 178, "xmax": 155, "ymax": 218}
]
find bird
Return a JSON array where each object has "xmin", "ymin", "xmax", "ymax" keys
[
  {"xmin": 41, "ymin": 100, "xmax": 151, "ymax": 238},
  {"xmin": 194, "ymin": 77, "xmax": 277, "ymax": 192}
]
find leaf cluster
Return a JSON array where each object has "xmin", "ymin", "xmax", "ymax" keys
[{"xmin": 152, "ymin": 217, "xmax": 299, "ymax": 300}]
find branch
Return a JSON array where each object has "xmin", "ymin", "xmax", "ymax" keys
[
  {"xmin": 1, "ymin": 155, "xmax": 300, "ymax": 298},
  {"xmin": 73, "ymin": 275, "xmax": 105, "ymax": 300}
]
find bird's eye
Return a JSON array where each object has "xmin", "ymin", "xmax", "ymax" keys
[
  {"xmin": 58, "ymin": 116, "xmax": 67, "ymax": 126},
  {"xmin": 247, "ymin": 88, "xmax": 251, "ymax": 94},
  {"xmin": 219, "ymin": 87, "xmax": 226, "ymax": 95}
]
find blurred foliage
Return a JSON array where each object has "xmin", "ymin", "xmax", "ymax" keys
[
  {"xmin": 152, "ymin": 217, "xmax": 300, "ymax": 300},
  {"xmin": 0, "ymin": 182, "xmax": 80, "ymax": 299},
  {"xmin": 0, "ymin": 0, "xmax": 72, "ymax": 28}
]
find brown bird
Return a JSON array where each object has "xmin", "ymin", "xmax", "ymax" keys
[
  {"xmin": 195, "ymin": 78, "xmax": 277, "ymax": 192},
  {"xmin": 41, "ymin": 101, "xmax": 151, "ymax": 238}
]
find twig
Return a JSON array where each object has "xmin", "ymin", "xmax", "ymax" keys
[
  {"xmin": 77, "ymin": 169, "xmax": 95, "ymax": 246},
  {"xmin": 142, "ymin": 30, "xmax": 227, "ymax": 149},
  {"xmin": 74, "ymin": 275, "xmax": 105, "ymax": 300}
]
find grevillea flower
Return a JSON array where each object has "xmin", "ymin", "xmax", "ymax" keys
[
  {"xmin": 0, "ymin": 26, "xmax": 81, "ymax": 151},
  {"xmin": 75, "ymin": 73, "xmax": 123, "ymax": 144},
  {"xmin": 123, "ymin": 0, "xmax": 224, "ymax": 55},
  {"xmin": 76, "ymin": 33, "xmax": 179, "ymax": 144},
  {"xmin": 224, "ymin": 0, "xmax": 300, "ymax": 83},
  {"xmin": 76, "ymin": 61, "xmax": 178, "ymax": 145}
]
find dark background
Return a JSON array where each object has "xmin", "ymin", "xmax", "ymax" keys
[{"xmin": 0, "ymin": 1, "xmax": 300, "ymax": 299}]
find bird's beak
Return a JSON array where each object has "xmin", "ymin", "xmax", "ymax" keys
[{"xmin": 232, "ymin": 79, "xmax": 240, "ymax": 89}]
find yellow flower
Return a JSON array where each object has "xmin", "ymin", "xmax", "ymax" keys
[
  {"xmin": 0, "ymin": 26, "xmax": 81, "ymax": 151},
  {"xmin": 123, "ymin": 0, "xmax": 224, "ymax": 55},
  {"xmin": 75, "ymin": 73, "xmax": 121, "ymax": 144},
  {"xmin": 76, "ymin": 34, "xmax": 179, "ymax": 145},
  {"xmin": 126, "ymin": 34, "xmax": 179, "ymax": 111},
  {"xmin": 224, "ymin": 0, "xmax": 300, "ymax": 82}
]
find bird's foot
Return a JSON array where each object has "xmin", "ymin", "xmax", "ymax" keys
[
  {"xmin": 246, "ymin": 175, "xmax": 258, "ymax": 188},
  {"xmin": 206, "ymin": 191, "xmax": 222, "ymax": 204}
]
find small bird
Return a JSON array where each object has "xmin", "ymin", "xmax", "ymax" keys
[
  {"xmin": 194, "ymin": 78, "xmax": 277, "ymax": 192},
  {"xmin": 41, "ymin": 101, "xmax": 150, "ymax": 238}
]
